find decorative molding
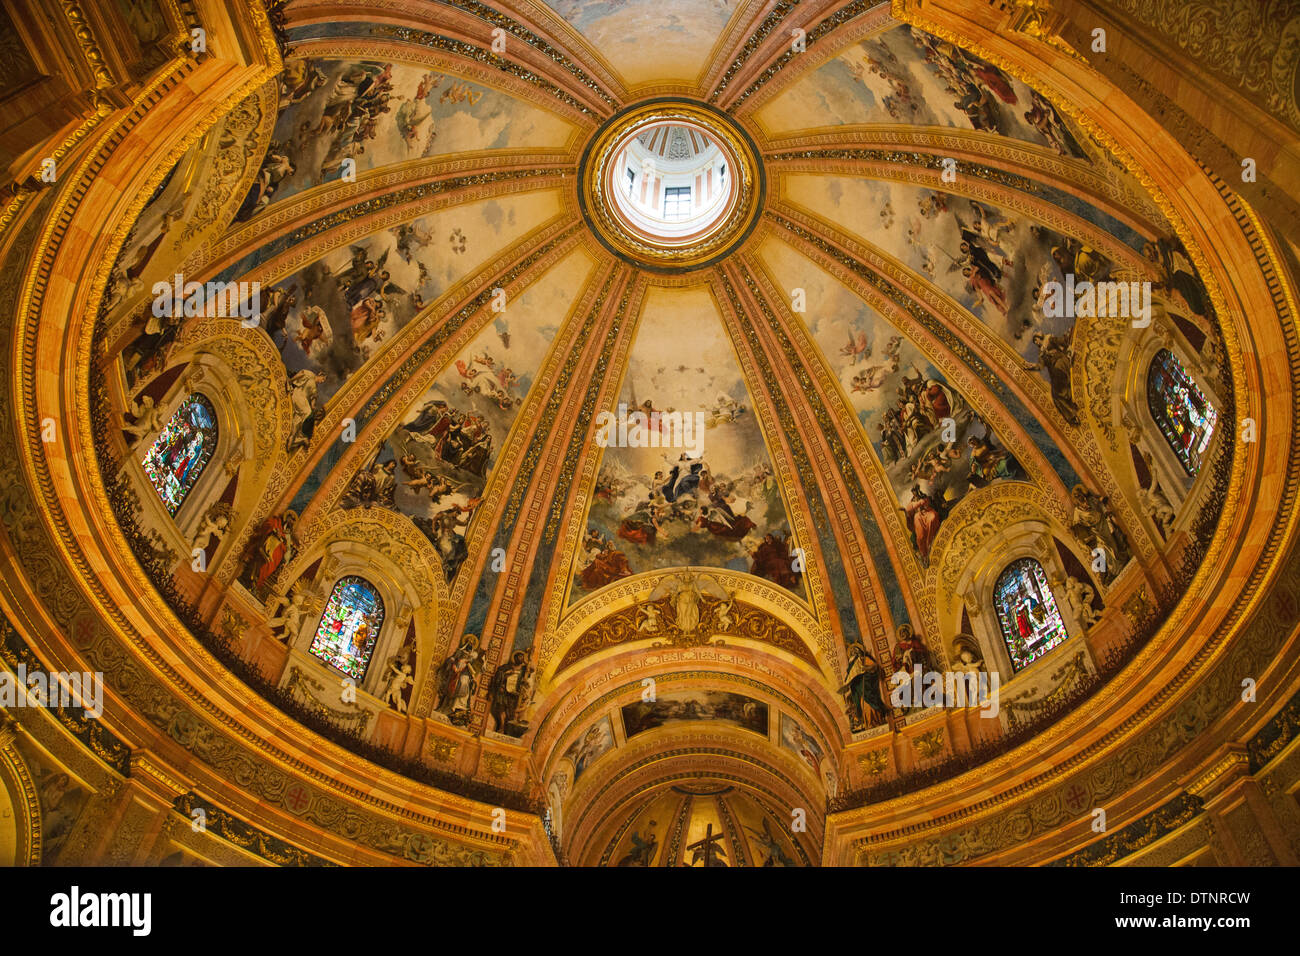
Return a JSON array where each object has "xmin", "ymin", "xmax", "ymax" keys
[
  {"xmin": 558, "ymin": 591, "xmax": 819, "ymax": 672},
  {"xmin": 1048, "ymin": 792, "xmax": 1204, "ymax": 867},
  {"xmin": 174, "ymin": 792, "xmax": 336, "ymax": 867}
]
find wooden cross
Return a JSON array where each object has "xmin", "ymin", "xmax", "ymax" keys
[{"xmin": 686, "ymin": 824, "xmax": 726, "ymax": 866}]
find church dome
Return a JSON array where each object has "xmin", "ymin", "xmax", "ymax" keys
[{"xmin": 0, "ymin": 0, "xmax": 1297, "ymax": 872}]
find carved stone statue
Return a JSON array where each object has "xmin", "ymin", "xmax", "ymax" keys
[
  {"xmin": 267, "ymin": 585, "xmax": 306, "ymax": 643},
  {"xmin": 950, "ymin": 634, "xmax": 985, "ymax": 673},
  {"xmin": 1063, "ymin": 575, "xmax": 1102, "ymax": 629},
  {"xmin": 1199, "ymin": 334, "xmax": 1226, "ymax": 394},
  {"xmin": 123, "ymin": 394, "xmax": 167, "ymax": 446},
  {"xmin": 192, "ymin": 501, "xmax": 232, "ymax": 553},
  {"xmin": 647, "ymin": 571, "xmax": 728, "ymax": 635},
  {"xmin": 382, "ymin": 658, "xmax": 414, "ymax": 713},
  {"xmin": 547, "ymin": 771, "xmax": 570, "ymax": 841},
  {"xmin": 714, "ymin": 592, "xmax": 736, "ymax": 630},
  {"xmin": 1069, "ymin": 485, "xmax": 1130, "ymax": 583},
  {"xmin": 1139, "ymin": 482, "xmax": 1177, "ymax": 538},
  {"xmin": 435, "ymin": 633, "xmax": 482, "ymax": 725},
  {"xmin": 636, "ymin": 601, "xmax": 662, "ymax": 633},
  {"xmin": 488, "ymin": 650, "xmax": 531, "ymax": 734}
]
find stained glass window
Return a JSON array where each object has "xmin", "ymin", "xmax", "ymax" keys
[
  {"xmin": 993, "ymin": 558, "xmax": 1069, "ymax": 672},
  {"xmin": 141, "ymin": 394, "xmax": 218, "ymax": 516},
  {"xmin": 308, "ymin": 576, "xmax": 385, "ymax": 679},
  {"xmin": 1147, "ymin": 349, "xmax": 1217, "ymax": 476}
]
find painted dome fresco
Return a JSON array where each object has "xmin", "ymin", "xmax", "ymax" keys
[{"xmin": 1, "ymin": 0, "xmax": 1299, "ymax": 876}]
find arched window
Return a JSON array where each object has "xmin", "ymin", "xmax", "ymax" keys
[
  {"xmin": 141, "ymin": 393, "xmax": 218, "ymax": 516},
  {"xmin": 308, "ymin": 576, "xmax": 385, "ymax": 679},
  {"xmin": 1146, "ymin": 349, "xmax": 1217, "ymax": 476},
  {"xmin": 993, "ymin": 558, "xmax": 1069, "ymax": 672}
]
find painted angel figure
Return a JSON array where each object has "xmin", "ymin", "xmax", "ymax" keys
[
  {"xmin": 840, "ymin": 327, "xmax": 871, "ymax": 365},
  {"xmin": 744, "ymin": 817, "xmax": 795, "ymax": 867},
  {"xmin": 294, "ymin": 305, "xmax": 333, "ymax": 357},
  {"xmin": 616, "ymin": 825, "xmax": 658, "ymax": 867},
  {"xmin": 851, "ymin": 363, "xmax": 893, "ymax": 393}
]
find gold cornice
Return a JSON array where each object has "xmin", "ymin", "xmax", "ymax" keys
[
  {"xmin": 1185, "ymin": 748, "xmax": 1251, "ymax": 799},
  {"xmin": 0, "ymin": 98, "xmax": 113, "ymax": 238},
  {"xmin": 128, "ymin": 750, "xmax": 192, "ymax": 802},
  {"xmin": 0, "ymin": 716, "xmax": 41, "ymax": 866},
  {"xmin": 59, "ymin": 0, "xmax": 117, "ymax": 92}
]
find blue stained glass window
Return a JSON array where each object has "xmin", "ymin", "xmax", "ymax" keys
[
  {"xmin": 308, "ymin": 576, "xmax": 385, "ymax": 679},
  {"xmin": 141, "ymin": 394, "xmax": 218, "ymax": 516},
  {"xmin": 1147, "ymin": 349, "xmax": 1217, "ymax": 476},
  {"xmin": 993, "ymin": 558, "xmax": 1069, "ymax": 672}
]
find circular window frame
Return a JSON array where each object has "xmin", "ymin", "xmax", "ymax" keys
[{"xmin": 577, "ymin": 99, "xmax": 765, "ymax": 273}]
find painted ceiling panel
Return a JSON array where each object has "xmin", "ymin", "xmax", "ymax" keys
[
  {"xmin": 543, "ymin": 0, "xmax": 740, "ymax": 87},
  {"xmin": 260, "ymin": 187, "xmax": 564, "ymax": 410},
  {"xmin": 782, "ymin": 173, "xmax": 1134, "ymax": 381},
  {"xmin": 758, "ymin": 236, "xmax": 1033, "ymax": 564},
  {"xmin": 571, "ymin": 284, "xmax": 805, "ymax": 602},
  {"xmin": 237, "ymin": 57, "xmax": 576, "ymax": 219},
  {"xmin": 341, "ymin": 245, "xmax": 596, "ymax": 580},
  {"xmin": 757, "ymin": 24, "xmax": 1088, "ymax": 157}
]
